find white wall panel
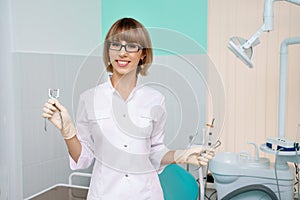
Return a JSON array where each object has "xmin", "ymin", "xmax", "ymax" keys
[{"xmin": 0, "ymin": 0, "xmax": 23, "ymax": 199}]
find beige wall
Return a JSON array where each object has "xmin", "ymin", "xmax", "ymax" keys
[{"xmin": 208, "ymin": 0, "xmax": 300, "ymax": 158}]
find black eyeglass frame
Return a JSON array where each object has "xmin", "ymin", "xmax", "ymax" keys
[{"xmin": 107, "ymin": 41, "xmax": 144, "ymax": 53}]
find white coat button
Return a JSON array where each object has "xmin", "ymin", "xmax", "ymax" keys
[
  {"xmin": 125, "ymin": 174, "xmax": 129, "ymax": 177},
  {"xmin": 123, "ymin": 114, "xmax": 126, "ymax": 117},
  {"xmin": 124, "ymin": 144, "xmax": 128, "ymax": 147}
]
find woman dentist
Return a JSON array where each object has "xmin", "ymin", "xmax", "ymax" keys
[{"xmin": 42, "ymin": 17, "xmax": 214, "ymax": 200}]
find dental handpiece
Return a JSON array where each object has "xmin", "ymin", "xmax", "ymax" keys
[{"xmin": 206, "ymin": 118, "xmax": 215, "ymax": 146}]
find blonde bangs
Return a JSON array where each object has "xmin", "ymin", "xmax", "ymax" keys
[{"xmin": 108, "ymin": 28, "xmax": 149, "ymax": 48}]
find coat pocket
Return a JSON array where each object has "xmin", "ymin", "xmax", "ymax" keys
[{"xmin": 87, "ymin": 109, "xmax": 111, "ymax": 137}]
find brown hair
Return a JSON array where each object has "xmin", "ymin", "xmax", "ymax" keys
[{"xmin": 103, "ymin": 18, "xmax": 153, "ymax": 76}]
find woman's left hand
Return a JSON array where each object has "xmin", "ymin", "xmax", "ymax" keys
[{"xmin": 174, "ymin": 147, "xmax": 215, "ymax": 166}]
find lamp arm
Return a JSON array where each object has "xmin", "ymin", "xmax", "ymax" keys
[
  {"xmin": 242, "ymin": 25, "xmax": 265, "ymax": 49},
  {"xmin": 285, "ymin": 0, "xmax": 300, "ymax": 6}
]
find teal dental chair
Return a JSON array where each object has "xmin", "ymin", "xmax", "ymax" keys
[{"xmin": 159, "ymin": 164, "xmax": 199, "ymax": 200}]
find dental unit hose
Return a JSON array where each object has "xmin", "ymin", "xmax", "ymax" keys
[{"xmin": 221, "ymin": 184, "xmax": 278, "ymax": 200}]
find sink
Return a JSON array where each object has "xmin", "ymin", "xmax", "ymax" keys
[
  {"xmin": 209, "ymin": 151, "xmax": 270, "ymax": 177},
  {"xmin": 212, "ymin": 152, "xmax": 239, "ymax": 164}
]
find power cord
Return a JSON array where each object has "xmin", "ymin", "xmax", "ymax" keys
[
  {"xmin": 205, "ymin": 190, "xmax": 217, "ymax": 200},
  {"xmin": 275, "ymin": 143, "xmax": 300, "ymax": 200},
  {"xmin": 294, "ymin": 142, "xmax": 299, "ymax": 199},
  {"xmin": 196, "ymin": 170, "xmax": 217, "ymax": 200},
  {"xmin": 293, "ymin": 163, "xmax": 298, "ymax": 194},
  {"xmin": 275, "ymin": 148, "xmax": 283, "ymax": 200}
]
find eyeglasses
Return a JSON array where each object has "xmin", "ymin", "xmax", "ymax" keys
[{"xmin": 108, "ymin": 42, "xmax": 143, "ymax": 53}]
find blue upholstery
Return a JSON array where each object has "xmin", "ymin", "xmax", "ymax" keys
[{"xmin": 158, "ymin": 164, "xmax": 199, "ymax": 200}]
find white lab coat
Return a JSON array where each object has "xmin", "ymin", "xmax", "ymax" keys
[{"xmin": 70, "ymin": 77, "xmax": 169, "ymax": 200}]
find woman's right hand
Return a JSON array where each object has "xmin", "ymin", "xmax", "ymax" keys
[{"xmin": 42, "ymin": 99, "xmax": 76, "ymax": 140}]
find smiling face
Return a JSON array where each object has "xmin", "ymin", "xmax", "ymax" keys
[{"xmin": 108, "ymin": 41, "xmax": 144, "ymax": 77}]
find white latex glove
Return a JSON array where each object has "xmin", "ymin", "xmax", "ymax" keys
[
  {"xmin": 174, "ymin": 146, "xmax": 215, "ymax": 166},
  {"xmin": 42, "ymin": 99, "xmax": 76, "ymax": 140}
]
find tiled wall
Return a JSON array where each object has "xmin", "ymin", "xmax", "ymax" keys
[
  {"xmin": 6, "ymin": 0, "xmax": 102, "ymax": 197},
  {"xmin": 16, "ymin": 52, "xmax": 98, "ymax": 198}
]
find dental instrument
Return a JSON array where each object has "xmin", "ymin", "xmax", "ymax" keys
[
  {"xmin": 228, "ymin": 0, "xmax": 300, "ymax": 68},
  {"xmin": 44, "ymin": 88, "xmax": 63, "ymax": 132},
  {"xmin": 206, "ymin": 118, "xmax": 215, "ymax": 147},
  {"xmin": 199, "ymin": 118, "xmax": 221, "ymax": 200},
  {"xmin": 48, "ymin": 88, "xmax": 60, "ymax": 100}
]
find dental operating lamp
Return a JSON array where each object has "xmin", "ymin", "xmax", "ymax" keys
[{"xmin": 228, "ymin": 0, "xmax": 300, "ymax": 68}]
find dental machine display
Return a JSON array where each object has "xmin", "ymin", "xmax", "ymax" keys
[{"xmin": 210, "ymin": 0, "xmax": 300, "ymax": 199}]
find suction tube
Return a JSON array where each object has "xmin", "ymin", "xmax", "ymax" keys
[{"xmin": 221, "ymin": 184, "xmax": 278, "ymax": 200}]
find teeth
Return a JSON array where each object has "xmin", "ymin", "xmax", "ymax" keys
[{"xmin": 118, "ymin": 61, "xmax": 128, "ymax": 65}]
